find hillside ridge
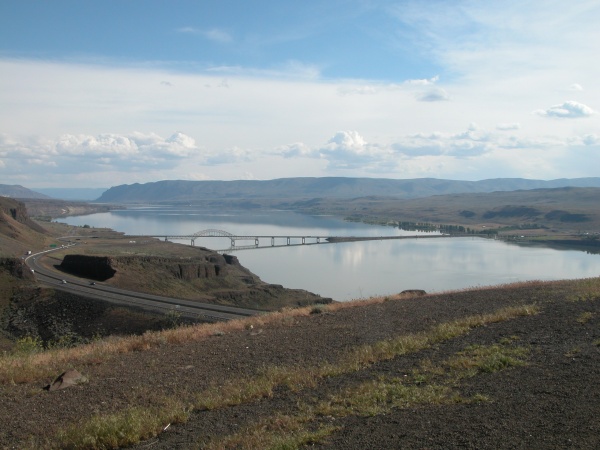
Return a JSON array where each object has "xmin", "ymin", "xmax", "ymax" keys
[{"xmin": 96, "ymin": 176, "xmax": 600, "ymax": 203}]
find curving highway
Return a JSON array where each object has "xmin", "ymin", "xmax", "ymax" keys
[{"xmin": 24, "ymin": 245, "xmax": 262, "ymax": 322}]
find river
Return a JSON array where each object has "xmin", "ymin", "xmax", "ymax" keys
[{"xmin": 57, "ymin": 205, "xmax": 600, "ymax": 301}]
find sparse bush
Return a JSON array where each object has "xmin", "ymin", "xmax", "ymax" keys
[
  {"xmin": 576, "ymin": 311, "xmax": 594, "ymax": 324},
  {"xmin": 164, "ymin": 309, "xmax": 182, "ymax": 329},
  {"xmin": 310, "ymin": 304, "xmax": 327, "ymax": 314},
  {"xmin": 13, "ymin": 335, "xmax": 44, "ymax": 355}
]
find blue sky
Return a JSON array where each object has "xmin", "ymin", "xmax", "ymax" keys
[{"xmin": 1, "ymin": 0, "xmax": 599, "ymax": 188}]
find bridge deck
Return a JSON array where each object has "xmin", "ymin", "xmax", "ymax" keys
[{"xmin": 124, "ymin": 229, "xmax": 450, "ymax": 251}]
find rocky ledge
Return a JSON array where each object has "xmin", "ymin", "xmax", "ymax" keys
[{"xmin": 58, "ymin": 253, "xmax": 332, "ymax": 311}]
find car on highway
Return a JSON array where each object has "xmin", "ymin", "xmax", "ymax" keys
[{"xmin": 61, "ymin": 280, "xmax": 67, "ymax": 284}]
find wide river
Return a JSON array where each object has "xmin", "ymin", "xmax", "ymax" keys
[{"xmin": 57, "ymin": 206, "xmax": 600, "ymax": 301}]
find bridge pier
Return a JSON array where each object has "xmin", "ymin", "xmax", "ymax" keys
[{"xmin": 271, "ymin": 237, "xmax": 275, "ymax": 246}]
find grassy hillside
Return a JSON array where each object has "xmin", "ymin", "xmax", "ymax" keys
[{"xmin": 0, "ymin": 198, "xmax": 52, "ymax": 257}]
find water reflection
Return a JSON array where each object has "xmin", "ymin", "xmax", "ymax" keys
[{"xmin": 57, "ymin": 207, "xmax": 600, "ymax": 301}]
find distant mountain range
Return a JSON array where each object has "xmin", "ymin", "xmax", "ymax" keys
[
  {"xmin": 0, "ymin": 184, "xmax": 50, "ymax": 199},
  {"xmin": 0, "ymin": 185, "xmax": 106, "ymax": 201},
  {"xmin": 96, "ymin": 177, "xmax": 600, "ymax": 203},
  {"xmin": 35, "ymin": 188, "xmax": 108, "ymax": 201},
  {"xmin": 5, "ymin": 177, "xmax": 600, "ymax": 204}
]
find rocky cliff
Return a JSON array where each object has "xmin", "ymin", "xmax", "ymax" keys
[
  {"xmin": 58, "ymin": 252, "xmax": 330, "ymax": 311},
  {"xmin": 0, "ymin": 197, "xmax": 46, "ymax": 235},
  {"xmin": 60, "ymin": 254, "xmax": 233, "ymax": 282}
]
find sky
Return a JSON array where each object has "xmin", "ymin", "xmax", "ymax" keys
[{"xmin": 1, "ymin": 0, "xmax": 599, "ymax": 189}]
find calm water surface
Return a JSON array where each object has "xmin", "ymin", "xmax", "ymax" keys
[{"xmin": 58, "ymin": 206, "xmax": 600, "ymax": 301}]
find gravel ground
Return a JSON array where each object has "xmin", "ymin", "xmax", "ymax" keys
[{"xmin": 0, "ymin": 278, "xmax": 598, "ymax": 449}]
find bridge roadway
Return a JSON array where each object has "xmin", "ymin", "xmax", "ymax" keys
[
  {"xmin": 25, "ymin": 246, "xmax": 262, "ymax": 321},
  {"xmin": 127, "ymin": 229, "xmax": 452, "ymax": 252}
]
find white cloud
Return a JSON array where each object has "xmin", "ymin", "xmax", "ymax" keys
[
  {"xmin": 277, "ymin": 125, "xmax": 600, "ymax": 177},
  {"xmin": 418, "ymin": 87, "xmax": 450, "ymax": 102},
  {"xmin": 496, "ymin": 123, "xmax": 521, "ymax": 131},
  {"xmin": 569, "ymin": 83, "xmax": 583, "ymax": 91},
  {"xmin": 204, "ymin": 146, "xmax": 253, "ymax": 165},
  {"xmin": 53, "ymin": 132, "xmax": 198, "ymax": 159},
  {"xmin": 405, "ymin": 75, "xmax": 440, "ymax": 86},
  {"xmin": 279, "ymin": 142, "xmax": 312, "ymax": 158},
  {"xmin": 534, "ymin": 101, "xmax": 597, "ymax": 119},
  {"xmin": 0, "ymin": 132, "xmax": 201, "ymax": 182},
  {"xmin": 337, "ymin": 75, "xmax": 445, "ymax": 98},
  {"xmin": 315, "ymin": 131, "xmax": 394, "ymax": 171}
]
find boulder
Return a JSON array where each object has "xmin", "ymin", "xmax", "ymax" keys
[{"xmin": 45, "ymin": 369, "xmax": 88, "ymax": 391}]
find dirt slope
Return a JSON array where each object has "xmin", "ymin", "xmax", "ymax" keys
[{"xmin": 0, "ymin": 278, "xmax": 598, "ymax": 449}]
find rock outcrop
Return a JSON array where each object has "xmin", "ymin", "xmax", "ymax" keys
[
  {"xmin": 60, "ymin": 255, "xmax": 116, "ymax": 281},
  {"xmin": 60, "ymin": 254, "xmax": 233, "ymax": 282},
  {"xmin": 0, "ymin": 197, "xmax": 47, "ymax": 235},
  {"xmin": 0, "ymin": 258, "xmax": 35, "ymax": 280},
  {"xmin": 45, "ymin": 369, "xmax": 88, "ymax": 391}
]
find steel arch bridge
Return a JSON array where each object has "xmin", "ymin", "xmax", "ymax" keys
[
  {"xmin": 191, "ymin": 229, "xmax": 235, "ymax": 238},
  {"xmin": 158, "ymin": 228, "xmax": 331, "ymax": 248},
  {"xmin": 190, "ymin": 229, "xmax": 238, "ymax": 247}
]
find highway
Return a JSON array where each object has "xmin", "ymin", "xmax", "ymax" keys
[{"xmin": 24, "ymin": 245, "xmax": 262, "ymax": 322}]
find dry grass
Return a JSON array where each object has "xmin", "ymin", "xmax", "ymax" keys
[
  {"xmin": 198, "ymin": 414, "xmax": 338, "ymax": 450},
  {"xmin": 203, "ymin": 340, "xmax": 529, "ymax": 449},
  {"xmin": 53, "ymin": 398, "xmax": 189, "ymax": 450},
  {"xmin": 0, "ymin": 279, "xmax": 543, "ymax": 385},
  {"xmin": 192, "ymin": 304, "xmax": 537, "ymax": 412},
  {"xmin": 48, "ymin": 304, "xmax": 538, "ymax": 449},
  {"xmin": 576, "ymin": 311, "xmax": 595, "ymax": 324},
  {"xmin": 0, "ymin": 289, "xmax": 431, "ymax": 385},
  {"xmin": 0, "ymin": 307, "xmax": 311, "ymax": 384}
]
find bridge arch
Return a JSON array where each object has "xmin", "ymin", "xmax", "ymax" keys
[
  {"xmin": 192, "ymin": 229, "xmax": 235, "ymax": 238},
  {"xmin": 190, "ymin": 229, "xmax": 237, "ymax": 247}
]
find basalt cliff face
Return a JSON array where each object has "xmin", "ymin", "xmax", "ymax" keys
[
  {"xmin": 60, "ymin": 254, "xmax": 235, "ymax": 282},
  {"xmin": 58, "ymin": 253, "xmax": 331, "ymax": 310}
]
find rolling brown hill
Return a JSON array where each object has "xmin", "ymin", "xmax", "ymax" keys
[
  {"xmin": 291, "ymin": 187, "xmax": 600, "ymax": 234},
  {"xmin": 96, "ymin": 177, "xmax": 600, "ymax": 203}
]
